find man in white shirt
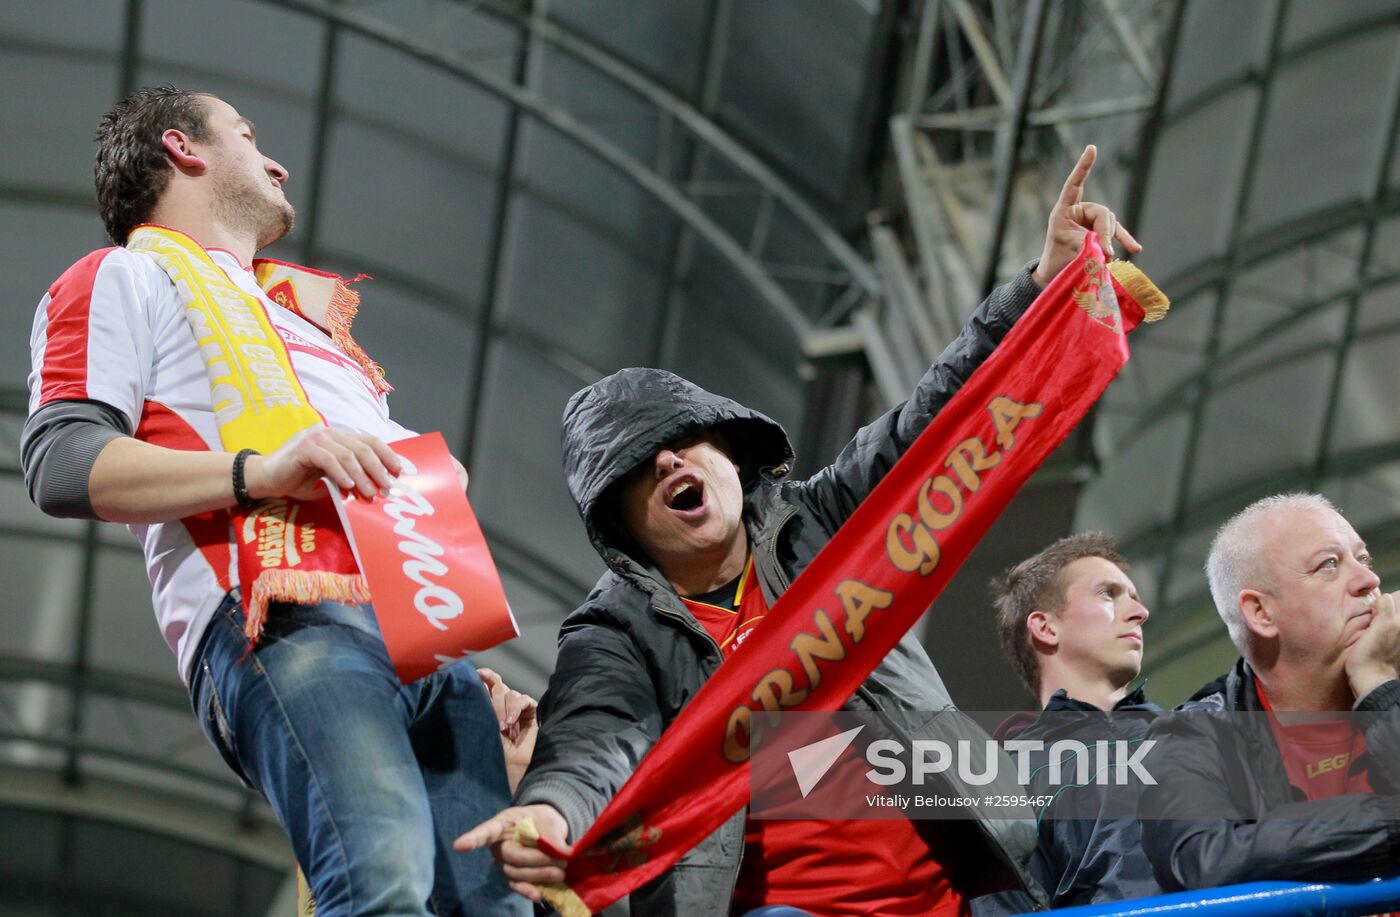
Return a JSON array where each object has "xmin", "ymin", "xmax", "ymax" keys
[{"xmin": 23, "ymin": 85, "xmax": 530, "ymax": 917}]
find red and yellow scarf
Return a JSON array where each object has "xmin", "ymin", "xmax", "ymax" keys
[{"xmin": 127, "ymin": 225, "xmax": 383, "ymax": 640}]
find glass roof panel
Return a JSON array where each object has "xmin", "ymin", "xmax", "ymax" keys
[
  {"xmin": 512, "ymin": 113, "xmax": 674, "ymax": 245},
  {"xmin": 1137, "ymin": 88, "xmax": 1258, "ymax": 282},
  {"xmin": 1189, "ymin": 347, "xmax": 1336, "ymax": 502},
  {"xmin": 333, "ymin": 31, "xmax": 513, "ymax": 177},
  {"xmin": 0, "ymin": 681, "xmax": 71, "ymax": 750},
  {"xmin": 88, "ymin": 548, "xmax": 176, "ymax": 682},
  {"xmin": 1356, "ymin": 273, "xmax": 1400, "ymax": 336},
  {"xmin": 0, "ymin": 48, "xmax": 119, "ymax": 198},
  {"xmin": 0, "ymin": 475, "xmax": 87, "ymax": 541},
  {"xmin": 1281, "ymin": 0, "xmax": 1400, "ymax": 52},
  {"xmin": 667, "ymin": 279, "xmax": 804, "ymax": 436},
  {"xmin": 715, "ymin": 0, "xmax": 876, "ymax": 212},
  {"xmin": 536, "ymin": 42, "xmax": 662, "ymax": 164},
  {"xmin": 1163, "ymin": 527, "xmax": 1215, "ymax": 609},
  {"xmin": 551, "ymin": 0, "xmax": 709, "ymax": 97},
  {"xmin": 0, "ymin": 0, "xmax": 125, "ymax": 51},
  {"xmin": 1166, "ymin": 0, "xmax": 1274, "ymax": 114},
  {"xmin": 1329, "ymin": 322, "xmax": 1400, "ymax": 455},
  {"xmin": 469, "ymin": 338, "xmax": 602, "ymax": 588},
  {"xmin": 751, "ymin": 197, "xmax": 837, "ymax": 320},
  {"xmin": 1244, "ymin": 33, "xmax": 1397, "ymax": 235},
  {"xmin": 139, "ymin": 0, "xmax": 324, "ymax": 89},
  {"xmin": 352, "ymin": 0, "xmax": 524, "ymax": 81},
  {"xmin": 1368, "ymin": 215, "xmax": 1400, "ymax": 282},
  {"xmin": 78, "ymin": 696, "xmax": 223, "ymax": 777},
  {"xmin": 1076, "ymin": 408, "xmax": 1191, "ymax": 539},
  {"xmin": 1325, "ymin": 464, "xmax": 1400, "ymax": 533},
  {"xmin": 316, "ymin": 115, "xmax": 497, "ymax": 302},
  {"xmin": 1220, "ymin": 229, "xmax": 1363, "ymax": 352},
  {"xmin": 498, "ymin": 189, "xmax": 668, "ymax": 371},
  {"xmin": 0, "ymin": 535, "xmax": 82, "ymax": 665},
  {"xmin": 1220, "ymin": 295, "xmax": 1345, "ymax": 378},
  {"xmin": 1389, "ymin": 114, "xmax": 1400, "ymax": 193}
]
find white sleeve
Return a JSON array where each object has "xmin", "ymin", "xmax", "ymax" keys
[{"xmin": 29, "ymin": 248, "xmax": 157, "ymax": 429}]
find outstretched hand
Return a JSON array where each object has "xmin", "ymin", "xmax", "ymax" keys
[
  {"xmin": 1032, "ymin": 145, "xmax": 1143, "ymax": 287},
  {"xmin": 454, "ymin": 803, "xmax": 569, "ymax": 903}
]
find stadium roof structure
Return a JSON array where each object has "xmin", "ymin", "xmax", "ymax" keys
[{"xmin": 0, "ymin": 0, "xmax": 1397, "ymax": 912}]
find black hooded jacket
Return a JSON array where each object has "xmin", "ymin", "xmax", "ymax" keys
[
  {"xmin": 1138, "ymin": 658, "xmax": 1400, "ymax": 892},
  {"xmin": 516, "ymin": 268, "xmax": 1045, "ymax": 916}
]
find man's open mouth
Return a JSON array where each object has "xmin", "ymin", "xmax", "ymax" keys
[{"xmin": 666, "ymin": 477, "xmax": 705, "ymax": 512}]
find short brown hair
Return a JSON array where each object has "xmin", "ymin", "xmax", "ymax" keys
[
  {"xmin": 95, "ymin": 86, "xmax": 212, "ymax": 245},
  {"xmin": 992, "ymin": 532, "xmax": 1128, "ymax": 697}
]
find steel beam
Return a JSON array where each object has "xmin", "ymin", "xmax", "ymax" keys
[
  {"xmin": 295, "ymin": 16, "xmax": 341, "ymax": 265},
  {"xmin": 246, "ymin": 0, "xmax": 818, "ymax": 345},
  {"xmin": 981, "ymin": 0, "xmax": 1049, "ymax": 296},
  {"xmin": 1115, "ymin": 240, "xmax": 1400, "ymax": 449},
  {"xmin": 1121, "ymin": 0, "xmax": 1186, "ymax": 236},
  {"xmin": 1159, "ymin": 9, "xmax": 1400, "ymax": 135},
  {"xmin": 1152, "ymin": 0, "xmax": 1290, "ymax": 614},
  {"xmin": 470, "ymin": 0, "xmax": 879, "ymax": 296},
  {"xmin": 0, "ymin": 766, "xmax": 286, "ymax": 868},
  {"xmin": 459, "ymin": 0, "xmax": 535, "ymax": 469},
  {"xmin": 1307, "ymin": 59, "xmax": 1400, "ymax": 487},
  {"xmin": 648, "ymin": 0, "xmax": 731, "ymax": 368}
]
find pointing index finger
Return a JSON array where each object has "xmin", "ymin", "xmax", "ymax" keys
[
  {"xmin": 454, "ymin": 816, "xmax": 509, "ymax": 851},
  {"xmin": 1056, "ymin": 145, "xmax": 1097, "ymax": 208}
]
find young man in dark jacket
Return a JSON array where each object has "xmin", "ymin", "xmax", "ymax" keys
[
  {"xmin": 977, "ymin": 533, "xmax": 1163, "ymax": 914},
  {"xmin": 458, "ymin": 147, "xmax": 1142, "ymax": 916},
  {"xmin": 1139, "ymin": 493, "xmax": 1400, "ymax": 891}
]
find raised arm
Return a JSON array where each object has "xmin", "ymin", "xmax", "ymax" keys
[{"xmin": 797, "ymin": 146, "xmax": 1141, "ymax": 526}]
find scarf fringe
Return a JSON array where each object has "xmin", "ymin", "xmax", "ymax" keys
[
  {"xmin": 326, "ymin": 276, "xmax": 393, "ymax": 395},
  {"xmin": 1108, "ymin": 260, "xmax": 1170, "ymax": 322},
  {"xmin": 540, "ymin": 885, "xmax": 591, "ymax": 917},
  {"xmin": 513, "ymin": 819, "xmax": 593, "ymax": 917},
  {"xmin": 243, "ymin": 570, "xmax": 373, "ymax": 643}
]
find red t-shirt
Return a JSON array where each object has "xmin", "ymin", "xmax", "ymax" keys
[
  {"xmin": 1256, "ymin": 685, "xmax": 1374, "ymax": 800},
  {"xmin": 682, "ymin": 558, "xmax": 966, "ymax": 917}
]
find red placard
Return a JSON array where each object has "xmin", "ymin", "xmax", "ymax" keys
[{"xmin": 333, "ymin": 432, "xmax": 519, "ymax": 682}]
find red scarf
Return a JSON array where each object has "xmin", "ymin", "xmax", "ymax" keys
[{"xmin": 532, "ymin": 235, "xmax": 1168, "ymax": 916}]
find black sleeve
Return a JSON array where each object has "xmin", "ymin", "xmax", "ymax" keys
[
  {"xmin": 513, "ymin": 617, "xmax": 665, "ymax": 843},
  {"xmin": 793, "ymin": 265, "xmax": 1041, "ymax": 531},
  {"xmin": 1357, "ymin": 680, "xmax": 1400, "ymax": 793},
  {"xmin": 21, "ymin": 399, "xmax": 131, "ymax": 519},
  {"xmin": 1138, "ymin": 711, "xmax": 1400, "ymax": 891}
]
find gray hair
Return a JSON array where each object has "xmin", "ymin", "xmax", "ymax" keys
[{"xmin": 1205, "ymin": 492, "xmax": 1340, "ymax": 651}]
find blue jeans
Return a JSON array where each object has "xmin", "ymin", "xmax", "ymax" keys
[
  {"xmin": 740, "ymin": 909, "xmax": 819, "ymax": 916},
  {"xmin": 189, "ymin": 594, "xmax": 527, "ymax": 916}
]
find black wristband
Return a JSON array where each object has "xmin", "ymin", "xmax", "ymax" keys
[{"xmin": 232, "ymin": 448, "xmax": 261, "ymax": 509}]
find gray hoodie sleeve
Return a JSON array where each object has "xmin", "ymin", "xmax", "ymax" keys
[{"xmin": 21, "ymin": 399, "xmax": 132, "ymax": 519}]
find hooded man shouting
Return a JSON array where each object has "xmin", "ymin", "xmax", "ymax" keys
[{"xmin": 459, "ymin": 146, "xmax": 1142, "ymax": 917}]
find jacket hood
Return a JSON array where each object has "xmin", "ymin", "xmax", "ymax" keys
[{"xmin": 560, "ymin": 367, "xmax": 794, "ymax": 560}]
